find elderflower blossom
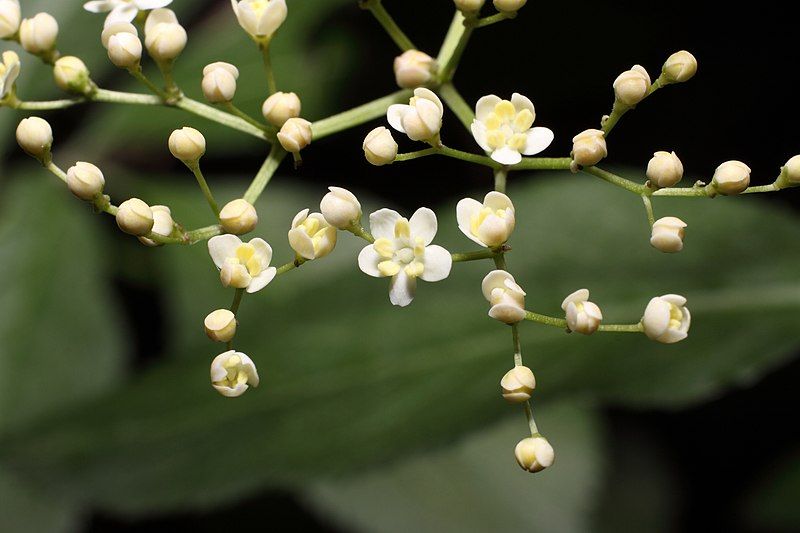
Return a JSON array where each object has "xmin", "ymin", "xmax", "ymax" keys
[
  {"xmin": 208, "ymin": 234, "xmax": 277, "ymax": 294},
  {"xmin": 642, "ymin": 294, "xmax": 691, "ymax": 344},
  {"xmin": 288, "ymin": 209, "xmax": 337, "ymax": 260},
  {"xmin": 456, "ymin": 191, "xmax": 515, "ymax": 248},
  {"xmin": 210, "ymin": 350, "xmax": 259, "ymax": 397},
  {"xmin": 387, "ymin": 88, "xmax": 444, "ymax": 143},
  {"xmin": 83, "ymin": 0, "xmax": 172, "ymax": 25}
]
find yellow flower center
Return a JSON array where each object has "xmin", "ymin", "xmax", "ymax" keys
[
  {"xmin": 373, "ymin": 219, "xmax": 426, "ymax": 278},
  {"xmin": 668, "ymin": 303, "xmax": 684, "ymax": 330},
  {"xmin": 483, "ymin": 100, "xmax": 534, "ymax": 151},
  {"xmin": 215, "ymin": 355, "xmax": 250, "ymax": 389},
  {"xmin": 470, "ymin": 206, "xmax": 507, "ymax": 237},
  {"xmin": 235, "ymin": 244, "xmax": 263, "ymax": 277}
]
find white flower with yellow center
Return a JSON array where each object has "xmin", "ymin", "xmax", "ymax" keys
[
  {"xmin": 561, "ymin": 289, "xmax": 603, "ymax": 335},
  {"xmin": 642, "ymin": 294, "xmax": 691, "ymax": 344},
  {"xmin": 288, "ymin": 209, "xmax": 337, "ymax": 260},
  {"xmin": 456, "ymin": 191, "xmax": 515, "ymax": 248},
  {"xmin": 83, "ymin": 0, "xmax": 173, "ymax": 24},
  {"xmin": 481, "ymin": 270, "xmax": 526, "ymax": 324},
  {"xmin": 471, "ymin": 93, "xmax": 554, "ymax": 166},
  {"xmin": 0, "ymin": 50, "xmax": 20, "ymax": 100},
  {"xmin": 208, "ymin": 234, "xmax": 277, "ymax": 294},
  {"xmin": 230, "ymin": 0, "xmax": 287, "ymax": 41},
  {"xmin": 387, "ymin": 88, "xmax": 444, "ymax": 143},
  {"xmin": 358, "ymin": 208, "xmax": 452, "ymax": 307},
  {"xmin": 210, "ymin": 350, "xmax": 259, "ymax": 397}
]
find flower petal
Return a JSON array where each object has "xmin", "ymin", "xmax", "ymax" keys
[
  {"xmin": 84, "ymin": 0, "xmax": 117, "ymax": 13},
  {"xmin": 521, "ymin": 127, "xmax": 554, "ymax": 156},
  {"xmin": 144, "ymin": 6, "xmax": 177, "ymax": 32},
  {"xmin": 561, "ymin": 288, "xmax": 590, "ymax": 310},
  {"xmin": 414, "ymin": 87, "xmax": 443, "ymax": 114},
  {"xmin": 471, "ymin": 120, "xmax": 491, "ymax": 153},
  {"xmin": 387, "ymin": 104, "xmax": 410, "ymax": 133},
  {"xmin": 208, "ymin": 234, "xmax": 242, "ymax": 269},
  {"xmin": 456, "ymin": 198, "xmax": 485, "ymax": 246},
  {"xmin": 389, "ymin": 270, "xmax": 417, "ymax": 307},
  {"xmin": 409, "ymin": 207, "xmax": 437, "ymax": 246},
  {"xmin": 257, "ymin": 0, "xmax": 287, "ymax": 36},
  {"xmin": 291, "ymin": 208, "xmax": 309, "ymax": 229},
  {"xmin": 481, "ymin": 270, "xmax": 515, "ymax": 301},
  {"xmin": 288, "ymin": 228, "xmax": 316, "ymax": 260},
  {"xmin": 247, "ymin": 266, "xmax": 276, "ymax": 293},
  {"xmin": 483, "ymin": 191, "xmax": 513, "ymax": 212},
  {"xmin": 358, "ymin": 245, "xmax": 384, "ymax": 278},
  {"xmin": 491, "ymin": 146, "xmax": 523, "ymax": 166},
  {"xmin": 135, "ymin": 0, "xmax": 173, "ymax": 9},
  {"xmin": 369, "ymin": 208, "xmax": 402, "ymax": 240},
  {"xmin": 420, "ymin": 245, "xmax": 452, "ymax": 282},
  {"xmin": 511, "ymin": 93, "xmax": 535, "ymax": 118},
  {"xmin": 248, "ymin": 238, "xmax": 273, "ymax": 267},
  {"xmin": 106, "ymin": 4, "xmax": 138, "ymax": 23},
  {"xmin": 475, "ymin": 94, "xmax": 501, "ymax": 121}
]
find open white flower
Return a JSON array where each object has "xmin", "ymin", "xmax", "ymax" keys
[
  {"xmin": 481, "ymin": 270, "xmax": 526, "ymax": 324},
  {"xmin": 0, "ymin": 51, "xmax": 20, "ymax": 100},
  {"xmin": 230, "ymin": 0, "xmax": 287, "ymax": 41},
  {"xmin": 642, "ymin": 294, "xmax": 691, "ymax": 344},
  {"xmin": 456, "ymin": 191, "xmax": 515, "ymax": 248},
  {"xmin": 208, "ymin": 234, "xmax": 277, "ymax": 294},
  {"xmin": 210, "ymin": 350, "xmax": 259, "ymax": 397},
  {"xmin": 471, "ymin": 93, "xmax": 554, "ymax": 165},
  {"xmin": 84, "ymin": 0, "xmax": 173, "ymax": 25},
  {"xmin": 358, "ymin": 208, "xmax": 452, "ymax": 307},
  {"xmin": 387, "ymin": 88, "xmax": 444, "ymax": 142},
  {"xmin": 288, "ymin": 209, "xmax": 337, "ymax": 260}
]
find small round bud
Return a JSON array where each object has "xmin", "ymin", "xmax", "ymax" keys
[
  {"xmin": 16, "ymin": 116, "xmax": 53, "ymax": 160},
  {"xmin": 642, "ymin": 294, "xmax": 691, "ymax": 344},
  {"xmin": 116, "ymin": 198, "xmax": 154, "ymax": 236},
  {"xmin": 515, "ymin": 437, "xmax": 554, "ymax": 473},
  {"xmin": 571, "ymin": 129, "xmax": 607, "ymax": 169},
  {"xmin": 493, "ymin": 0, "xmax": 527, "ymax": 12},
  {"xmin": 19, "ymin": 12, "xmax": 58, "ymax": 55},
  {"xmin": 262, "ymin": 91, "xmax": 301, "ymax": 127},
  {"xmin": 363, "ymin": 127, "xmax": 398, "ymax": 166},
  {"xmin": 561, "ymin": 289, "xmax": 602, "ymax": 335},
  {"xmin": 662, "ymin": 50, "xmax": 697, "ymax": 83},
  {"xmin": 144, "ymin": 9, "xmax": 187, "ymax": 62},
  {"xmin": 500, "ymin": 366, "xmax": 536, "ymax": 403},
  {"xmin": 168, "ymin": 127, "xmax": 206, "ymax": 163},
  {"xmin": 320, "ymin": 186, "xmax": 362, "ymax": 230},
  {"xmin": 277, "ymin": 117, "xmax": 312, "ymax": 154},
  {"xmin": 202, "ymin": 62, "xmax": 239, "ymax": 104},
  {"xmin": 66, "ymin": 162, "xmax": 105, "ymax": 201},
  {"xmin": 646, "ymin": 151, "xmax": 684, "ymax": 188},
  {"xmin": 53, "ymin": 56, "xmax": 91, "ymax": 94},
  {"xmin": 0, "ymin": 0, "xmax": 22, "ymax": 40},
  {"xmin": 393, "ymin": 50, "xmax": 436, "ymax": 89},
  {"xmin": 613, "ymin": 65, "xmax": 651, "ymax": 106},
  {"xmin": 204, "ymin": 309, "xmax": 237, "ymax": 343},
  {"xmin": 453, "ymin": 0, "xmax": 486, "ymax": 12},
  {"xmin": 712, "ymin": 160, "xmax": 751, "ymax": 195},
  {"xmin": 107, "ymin": 32, "xmax": 142, "ymax": 68},
  {"xmin": 650, "ymin": 216, "xmax": 687, "ymax": 254},
  {"xmin": 138, "ymin": 205, "xmax": 175, "ymax": 247},
  {"xmin": 219, "ymin": 199, "xmax": 258, "ymax": 235},
  {"xmin": 782, "ymin": 155, "xmax": 800, "ymax": 185}
]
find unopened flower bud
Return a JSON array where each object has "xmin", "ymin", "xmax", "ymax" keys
[
  {"xmin": 646, "ymin": 151, "xmax": 683, "ymax": 188},
  {"xmin": 662, "ymin": 50, "xmax": 697, "ymax": 84},
  {"xmin": 204, "ymin": 309, "xmax": 237, "ymax": 343},
  {"xmin": 53, "ymin": 56, "xmax": 92, "ymax": 94},
  {"xmin": 650, "ymin": 216, "xmax": 687, "ymax": 253},
  {"xmin": 387, "ymin": 88, "xmax": 443, "ymax": 143},
  {"xmin": 288, "ymin": 209, "xmax": 337, "ymax": 260},
  {"xmin": 481, "ymin": 269, "xmax": 525, "ymax": 324},
  {"xmin": 493, "ymin": 0, "xmax": 527, "ymax": 12},
  {"xmin": 613, "ymin": 65, "xmax": 650, "ymax": 106},
  {"xmin": 571, "ymin": 129, "xmax": 607, "ymax": 169},
  {"xmin": 231, "ymin": 0, "xmax": 287, "ymax": 41},
  {"xmin": 16, "ymin": 116, "xmax": 52, "ymax": 161},
  {"xmin": 561, "ymin": 289, "xmax": 602, "ymax": 335},
  {"xmin": 101, "ymin": 22, "xmax": 137, "ymax": 49},
  {"xmin": 144, "ymin": 9, "xmax": 187, "ymax": 62},
  {"xmin": 500, "ymin": 366, "xmax": 536, "ymax": 403},
  {"xmin": 393, "ymin": 50, "xmax": 436, "ymax": 89},
  {"xmin": 642, "ymin": 294, "xmax": 691, "ymax": 344},
  {"xmin": 277, "ymin": 117, "xmax": 312, "ymax": 154},
  {"xmin": 66, "ymin": 162, "xmax": 105, "ymax": 200},
  {"xmin": 138, "ymin": 205, "xmax": 175, "ymax": 247},
  {"xmin": 363, "ymin": 126, "xmax": 397, "ymax": 166},
  {"xmin": 712, "ymin": 160, "xmax": 751, "ymax": 195},
  {"xmin": 515, "ymin": 436, "xmax": 554, "ymax": 473},
  {"xmin": 19, "ymin": 12, "xmax": 58, "ymax": 55},
  {"xmin": 116, "ymin": 198, "xmax": 154, "ymax": 236},
  {"xmin": 210, "ymin": 350, "xmax": 259, "ymax": 397},
  {"xmin": 779, "ymin": 155, "xmax": 800, "ymax": 186},
  {"xmin": 261, "ymin": 91, "xmax": 301, "ymax": 127},
  {"xmin": 320, "ymin": 186, "xmax": 362, "ymax": 229},
  {"xmin": 107, "ymin": 32, "xmax": 142, "ymax": 68},
  {"xmin": 202, "ymin": 62, "xmax": 239, "ymax": 104},
  {"xmin": 0, "ymin": 0, "xmax": 21, "ymax": 39},
  {"xmin": 453, "ymin": 0, "xmax": 486, "ymax": 12},
  {"xmin": 168, "ymin": 127, "xmax": 206, "ymax": 163},
  {"xmin": 219, "ymin": 199, "xmax": 258, "ymax": 235}
]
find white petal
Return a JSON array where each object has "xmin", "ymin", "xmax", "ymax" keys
[
  {"xmin": 511, "ymin": 93, "xmax": 535, "ymax": 117},
  {"xmin": 561, "ymin": 288, "xmax": 590, "ymax": 310},
  {"xmin": 414, "ymin": 97, "xmax": 443, "ymax": 134},
  {"xmin": 247, "ymin": 266, "xmax": 276, "ymax": 293},
  {"xmin": 358, "ymin": 245, "xmax": 384, "ymax": 278},
  {"xmin": 389, "ymin": 271, "xmax": 417, "ymax": 307},
  {"xmin": 135, "ymin": 0, "xmax": 173, "ymax": 9},
  {"xmin": 256, "ymin": 0, "xmax": 287, "ymax": 36},
  {"xmin": 291, "ymin": 208, "xmax": 309, "ymax": 229},
  {"xmin": 483, "ymin": 191, "xmax": 513, "ymax": 212},
  {"xmin": 420, "ymin": 245, "xmax": 452, "ymax": 282},
  {"xmin": 208, "ymin": 235, "xmax": 242, "ymax": 269},
  {"xmin": 387, "ymin": 104, "xmax": 410, "ymax": 133},
  {"xmin": 475, "ymin": 94, "xmax": 501, "ymax": 121},
  {"xmin": 409, "ymin": 207, "xmax": 437, "ymax": 246},
  {"xmin": 414, "ymin": 87, "xmax": 443, "ymax": 115},
  {"xmin": 456, "ymin": 198, "xmax": 485, "ymax": 247},
  {"xmin": 288, "ymin": 228, "xmax": 316, "ymax": 260},
  {"xmin": 521, "ymin": 127, "xmax": 554, "ymax": 156},
  {"xmin": 489, "ymin": 304, "xmax": 526, "ymax": 324},
  {"xmin": 248, "ymin": 238, "xmax": 273, "ymax": 267},
  {"xmin": 471, "ymin": 120, "xmax": 491, "ymax": 153},
  {"xmin": 144, "ymin": 7, "xmax": 177, "ymax": 33},
  {"xmin": 662, "ymin": 294, "xmax": 687, "ymax": 307},
  {"xmin": 481, "ymin": 270, "xmax": 515, "ymax": 301},
  {"xmin": 369, "ymin": 208, "xmax": 402, "ymax": 240},
  {"xmin": 107, "ymin": 4, "xmax": 138, "ymax": 23},
  {"xmin": 213, "ymin": 382, "xmax": 249, "ymax": 397},
  {"xmin": 642, "ymin": 297, "xmax": 671, "ymax": 339},
  {"xmin": 491, "ymin": 146, "xmax": 522, "ymax": 166},
  {"xmin": 84, "ymin": 0, "xmax": 118, "ymax": 13}
]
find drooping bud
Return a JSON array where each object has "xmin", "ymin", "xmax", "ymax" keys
[
  {"xmin": 500, "ymin": 366, "xmax": 536, "ymax": 403},
  {"xmin": 168, "ymin": 127, "xmax": 206, "ymax": 163},
  {"xmin": 66, "ymin": 162, "xmax": 105, "ymax": 200},
  {"xmin": 277, "ymin": 117, "xmax": 312, "ymax": 154},
  {"xmin": 571, "ymin": 129, "xmax": 607, "ymax": 170},
  {"xmin": 320, "ymin": 186, "xmax": 362, "ymax": 230},
  {"xmin": 650, "ymin": 216, "xmax": 687, "ymax": 253},
  {"xmin": 262, "ymin": 91, "xmax": 301, "ymax": 127},
  {"xmin": 393, "ymin": 50, "xmax": 436, "ymax": 89},
  {"xmin": 515, "ymin": 436, "xmax": 555, "ymax": 473},
  {"xmin": 16, "ymin": 116, "xmax": 53, "ymax": 161},
  {"xmin": 204, "ymin": 309, "xmax": 237, "ymax": 343}
]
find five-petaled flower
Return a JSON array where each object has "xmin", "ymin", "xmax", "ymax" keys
[
  {"xmin": 83, "ymin": 0, "xmax": 173, "ymax": 24},
  {"xmin": 208, "ymin": 234, "xmax": 277, "ymax": 294},
  {"xmin": 358, "ymin": 208, "xmax": 452, "ymax": 307}
]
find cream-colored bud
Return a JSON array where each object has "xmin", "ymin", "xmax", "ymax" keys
[
  {"xmin": 712, "ymin": 160, "xmax": 751, "ymax": 195},
  {"xmin": 481, "ymin": 269, "xmax": 525, "ymax": 324},
  {"xmin": 646, "ymin": 151, "xmax": 683, "ymax": 188},
  {"xmin": 277, "ymin": 117, "xmax": 312, "ymax": 153},
  {"xmin": 288, "ymin": 209, "xmax": 337, "ymax": 260},
  {"xmin": 53, "ymin": 56, "xmax": 91, "ymax": 94},
  {"xmin": 202, "ymin": 62, "xmax": 239, "ymax": 104},
  {"xmin": 782, "ymin": 155, "xmax": 800, "ymax": 185},
  {"xmin": 231, "ymin": 0, "xmax": 288, "ymax": 41},
  {"xmin": 561, "ymin": 289, "xmax": 603, "ymax": 335},
  {"xmin": 571, "ymin": 129, "xmax": 607, "ymax": 169},
  {"xmin": 144, "ymin": 9, "xmax": 187, "ymax": 62},
  {"xmin": 662, "ymin": 50, "xmax": 697, "ymax": 83},
  {"xmin": 500, "ymin": 366, "xmax": 536, "ymax": 403},
  {"xmin": 493, "ymin": 0, "xmax": 527, "ymax": 12},
  {"xmin": 204, "ymin": 309, "xmax": 237, "ymax": 343},
  {"xmin": 261, "ymin": 91, "xmax": 301, "ymax": 127},
  {"xmin": 0, "ymin": 0, "xmax": 21, "ymax": 39},
  {"xmin": 320, "ymin": 186, "xmax": 362, "ymax": 229},
  {"xmin": 613, "ymin": 65, "xmax": 651, "ymax": 106},
  {"xmin": 168, "ymin": 127, "xmax": 206, "ymax": 162},
  {"xmin": 116, "ymin": 198, "xmax": 154, "ymax": 236},
  {"xmin": 515, "ymin": 437, "xmax": 555, "ymax": 473},
  {"xmin": 642, "ymin": 294, "xmax": 691, "ymax": 344},
  {"xmin": 363, "ymin": 127, "xmax": 398, "ymax": 166},
  {"xmin": 219, "ymin": 199, "xmax": 258, "ymax": 235},
  {"xmin": 107, "ymin": 32, "xmax": 142, "ymax": 68},
  {"xmin": 16, "ymin": 116, "xmax": 53, "ymax": 160},
  {"xmin": 453, "ymin": 0, "xmax": 486, "ymax": 12},
  {"xmin": 19, "ymin": 12, "xmax": 58, "ymax": 55},
  {"xmin": 650, "ymin": 216, "xmax": 687, "ymax": 254},
  {"xmin": 66, "ymin": 162, "xmax": 105, "ymax": 201},
  {"xmin": 101, "ymin": 22, "xmax": 137, "ymax": 49},
  {"xmin": 138, "ymin": 205, "xmax": 175, "ymax": 247},
  {"xmin": 393, "ymin": 50, "xmax": 436, "ymax": 89}
]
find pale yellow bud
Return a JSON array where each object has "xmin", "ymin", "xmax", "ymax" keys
[
  {"xmin": 66, "ymin": 162, "xmax": 105, "ymax": 201},
  {"xmin": 650, "ymin": 216, "xmax": 687, "ymax": 253},
  {"xmin": 116, "ymin": 198, "xmax": 154, "ymax": 236},
  {"xmin": 53, "ymin": 56, "xmax": 91, "ymax": 94},
  {"xmin": 202, "ymin": 62, "xmax": 239, "ymax": 104},
  {"xmin": 219, "ymin": 199, "xmax": 258, "ymax": 235},
  {"xmin": 453, "ymin": 0, "xmax": 486, "ymax": 12},
  {"xmin": 101, "ymin": 22, "xmax": 137, "ymax": 49},
  {"xmin": 320, "ymin": 186, "xmax": 362, "ymax": 229},
  {"xmin": 277, "ymin": 117, "xmax": 312, "ymax": 153},
  {"xmin": 515, "ymin": 437, "xmax": 555, "ymax": 473},
  {"xmin": 138, "ymin": 205, "xmax": 175, "ymax": 247},
  {"xmin": 712, "ymin": 160, "xmax": 751, "ymax": 195},
  {"xmin": 107, "ymin": 32, "xmax": 142, "ymax": 68},
  {"xmin": 662, "ymin": 50, "xmax": 697, "ymax": 83},
  {"xmin": 500, "ymin": 366, "xmax": 536, "ymax": 403},
  {"xmin": 262, "ymin": 91, "xmax": 301, "ymax": 127},
  {"xmin": 493, "ymin": 0, "xmax": 527, "ymax": 12},
  {"xmin": 646, "ymin": 151, "xmax": 684, "ymax": 188},
  {"xmin": 571, "ymin": 129, "xmax": 607, "ymax": 168},
  {"xmin": 19, "ymin": 12, "xmax": 58, "ymax": 55},
  {"xmin": 782, "ymin": 155, "xmax": 800, "ymax": 185},
  {"xmin": 168, "ymin": 127, "xmax": 206, "ymax": 162},
  {"xmin": 393, "ymin": 50, "xmax": 436, "ymax": 89},
  {"xmin": 613, "ymin": 65, "xmax": 651, "ymax": 106},
  {"xmin": 204, "ymin": 309, "xmax": 237, "ymax": 343},
  {"xmin": 363, "ymin": 127, "xmax": 398, "ymax": 166},
  {"xmin": 16, "ymin": 116, "xmax": 53, "ymax": 160},
  {"xmin": 144, "ymin": 19, "xmax": 187, "ymax": 62},
  {"xmin": 0, "ymin": 0, "xmax": 22, "ymax": 39}
]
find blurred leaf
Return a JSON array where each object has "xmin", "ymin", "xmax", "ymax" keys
[
  {"xmin": 0, "ymin": 175, "xmax": 798, "ymax": 514},
  {"xmin": 744, "ymin": 450, "xmax": 800, "ymax": 531},
  {"xmin": 304, "ymin": 403, "xmax": 602, "ymax": 533},
  {"xmin": 0, "ymin": 469, "xmax": 80, "ymax": 533}
]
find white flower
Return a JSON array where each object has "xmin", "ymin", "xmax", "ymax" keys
[
  {"xmin": 138, "ymin": 205, "xmax": 175, "ymax": 246},
  {"xmin": 288, "ymin": 209, "xmax": 337, "ymax": 260},
  {"xmin": 0, "ymin": 0, "xmax": 21, "ymax": 40},
  {"xmin": 647, "ymin": 151, "xmax": 683, "ymax": 188},
  {"xmin": 712, "ymin": 160, "xmax": 751, "ymax": 195},
  {"xmin": 456, "ymin": 191, "xmax": 515, "ymax": 248},
  {"xmin": 202, "ymin": 62, "xmax": 239, "ymax": 104},
  {"xmin": 650, "ymin": 216, "xmax": 687, "ymax": 254},
  {"xmin": 642, "ymin": 294, "xmax": 691, "ymax": 344},
  {"xmin": 561, "ymin": 289, "xmax": 602, "ymax": 335},
  {"xmin": 210, "ymin": 350, "xmax": 259, "ymax": 397},
  {"xmin": 387, "ymin": 88, "xmax": 444, "ymax": 143},
  {"xmin": 514, "ymin": 436, "xmax": 554, "ymax": 473},
  {"xmin": 230, "ymin": 0, "xmax": 287, "ymax": 41},
  {"xmin": 144, "ymin": 8, "xmax": 186, "ymax": 62},
  {"xmin": 19, "ymin": 12, "xmax": 58, "ymax": 55},
  {"xmin": 0, "ymin": 51, "xmax": 20, "ymax": 100},
  {"xmin": 116, "ymin": 198, "xmax": 154, "ymax": 236},
  {"xmin": 613, "ymin": 65, "xmax": 651, "ymax": 106},
  {"xmin": 262, "ymin": 91, "xmax": 301, "ymax": 127},
  {"xmin": 358, "ymin": 208, "xmax": 452, "ymax": 307},
  {"xmin": 320, "ymin": 186, "xmax": 362, "ymax": 229},
  {"xmin": 83, "ymin": 0, "xmax": 172, "ymax": 25},
  {"xmin": 363, "ymin": 126, "xmax": 398, "ymax": 166},
  {"xmin": 662, "ymin": 50, "xmax": 697, "ymax": 83},
  {"xmin": 481, "ymin": 270, "xmax": 526, "ymax": 324},
  {"xmin": 204, "ymin": 309, "xmax": 237, "ymax": 343},
  {"xmin": 501, "ymin": 365, "xmax": 536, "ymax": 403},
  {"xmin": 393, "ymin": 50, "xmax": 436, "ymax": 89},
  {"xmin": 571, "ymin": 129, "xmax": 607, "ymax": 169},
  {"xmin": 66, "ymin": 162, "xmax": 105, "ymax": 201},
  {"xmin": 208, "ymin": 234, "xmax": 276, "ymax": 294},
  {"xmin": 471, "ymin": 93, "xmax": 553, "ymax": 166}
]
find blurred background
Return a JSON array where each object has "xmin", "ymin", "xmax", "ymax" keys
[{"xmin": 1, "ymin": 1, "xmax": 800, "ymax": 532}]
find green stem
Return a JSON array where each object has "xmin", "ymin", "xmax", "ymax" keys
[
  {"xmin": 187, "ymin": 162, "xmax": 220, "ymax": 217},
  {"xmin": 45, "ymin": 161, "xmax": 67, "ymax": 183},
  {"xmin": 438, "ymin": 82, "xmax": 474, "ymax": 130},
  {"xmin": 311, "ymin": 89, "xmax": 413, "ymax": 141},
  {"xmin": 395, "ymin": 148, "xmax": 438, "ymax": 162},
  {"xmin": 653, "ymin": 183, "xmax": 781, "ymax": 197},
  {"xmin": 243, "ymin": 144, "xmax": 287, "ymax": 204},
  {"xmin": 495, "ymin": 168, "xmax": 508, "ymax": 193},
  {"xmin": 175, "ymin": 97, "xmax": 270, "ymax": 140},
  {"xmin": 230, "ymin": 288, "xmax": 245, "ymax": 315},
  {"xmin": 259, "ymin": 40, "xmax": 278, "ymax": 94},
  {"xmin": 348, "ymin": 223, "xmax": 375, "ymax": 243},
  {"xmin": 93, "ymin": 88, "xmax": 161, "ymax": 106},
  {"xmin": 128, "ymin": 67, "xmax": 169, "ymax": 100},
  {"xmin": 524, "ymin": 311, "xmax": 568, "ymax": 328},
  {"xmin": 276, "ymin": 258, "xmax": 306, "ymax": 276},
  {"xmin": 186, "ymin": 224, "xmax": 223, "ymax": 243},
  {"xmin": 437, "ymin": 11, "xmax": 473, "ymax": 83},
  {"xmin": 597, "ymin": 323, "xmax": 644, "ymax": 333},
  {"xmin": 512, "ymin": 157, "xmax": 573, "ymax": 171},
  {"xmin": 14, "ymin": 98, "xmax": 85, "ymax": 110},
  {"xmin": 641, "ymin": 194, "xmax": 655, "ymax": 227},
  {"xmin": 451, "ymin": 249, "xmax": 502, "ymax": 262},
  {"xmin": 602, "ymin": 80, "xmax": 662, "ymax": 137},
  {"xmin": 361, "ymin": 0, "xmax": 415, "ymax": 51},
  {"xmin": 582, "ymin": 166, "xmax": 647, "ymax": 195},
  {"xmin": 223, "ymin": 102, "xmax": 269, "ymax": 131},
  {"xmin": 475, "ymin": 12, "xmax": 515, "ymax": 28}
]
